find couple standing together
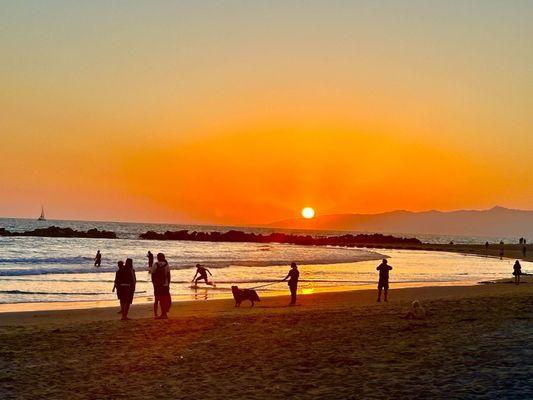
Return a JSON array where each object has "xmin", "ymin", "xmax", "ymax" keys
[{"xmin": 147, "ymin": 251, "xmax": 171, "ymax": 319}]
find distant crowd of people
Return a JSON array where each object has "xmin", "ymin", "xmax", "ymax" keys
[{"xmin": 93, "ymin": 245, "xmax": 525, "ymax": 320}]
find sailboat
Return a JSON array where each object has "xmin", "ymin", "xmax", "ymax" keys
[{"xmin": 37, "ymin": 206, "xmax": 46, "ymax": 221}]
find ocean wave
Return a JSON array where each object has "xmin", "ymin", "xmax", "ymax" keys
[
  {"xmin": 0, "ymin": 255, "xmax": 382, "ymax": 276},
  {"xmin": 0, "ymin": 256, "xmax": 92, "ymax": 264}
]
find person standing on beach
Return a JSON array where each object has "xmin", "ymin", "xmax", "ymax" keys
[
  {"xmin": 149, "ymin": 253, "xmax": 171, "ymax": 319},
  {"xmin": 513, "ymin": 260, "xmax": 522, "ymax": 285},
  {"xmin": 283, "ymin": 262, "xmax": 299, "ymax": 305},
  {"xmin": 113, "ymin": 258, "xmax": 136, "ymax": 320},
  {"xmin": 94, "ymin": 250, "xmax": 102, "ymax": 267},
  {"xmin": 147, "ymin": 251, "xmax": 154, "ymax": 269},
  {"xmin": 376, "ymin": 259, "xmax": 392, "ymax": 302},
  {"xmin": 499, "ymin": 241, "xmax": 504, "ymax": 259},
  {"xmin": 112, "ymin": 261, "xmax": 124, "ymax": 293},
  {"xmin": 192, "ymin": 264, "xmax": 214, "ymax": 286}
]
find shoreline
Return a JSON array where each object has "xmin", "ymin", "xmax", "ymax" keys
[
  {"xmin": 0, "ymin": 246, "xmax": 529, "ymax": 313},
  {"xmin": 0, "ymin": 278, "xmax": 499, "ymax": 315},
  {"xmin": 0, "ymin": 278, "xmax": 530, "ymax": 326}
]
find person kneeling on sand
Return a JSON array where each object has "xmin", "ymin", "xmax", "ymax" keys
[
  {"xmin": 149, "ymin": 253, "xmax": 171, "ymax": 319},
  {"xmin": 402, "ymin": 300, "xmax": 426, "ymax": 320}
]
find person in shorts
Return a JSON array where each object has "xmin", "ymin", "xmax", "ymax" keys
[{"xmin": 376, "ymin": 259, "xmax": 392, "ymax": 302}]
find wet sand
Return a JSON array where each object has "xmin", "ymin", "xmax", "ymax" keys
[{"xmin": 0, "ymin": 283, "xmax": 532, "ymax": 399}]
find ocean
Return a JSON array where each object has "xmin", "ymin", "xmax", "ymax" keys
[{"xmin": 0, "ymin": 218, "xmax": 530, "ymax": 307}]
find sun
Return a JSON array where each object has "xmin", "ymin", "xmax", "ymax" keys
[{"xmin": 301, "ymin": 207, "xmax": 315, "ymax": 219}]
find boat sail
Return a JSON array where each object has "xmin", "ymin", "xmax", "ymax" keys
[{"xmin": 37, "ymin": 206, "xmax": 46, "ymax": 221}]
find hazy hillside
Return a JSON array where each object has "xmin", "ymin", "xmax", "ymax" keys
[{"xmin": 267, "ymin": 207, "xmax": 533, "ymax": 238}]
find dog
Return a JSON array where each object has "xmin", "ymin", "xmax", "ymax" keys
[{"xmin": 231, "ymin": 286, "xmax": 260, "ymax": 307}]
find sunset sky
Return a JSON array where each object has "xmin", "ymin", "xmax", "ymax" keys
[{"xmin": 1, "ymin": 1, "xmax": 532, "ymax": 225}]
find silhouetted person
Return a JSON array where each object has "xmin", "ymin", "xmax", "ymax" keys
[
  {"xmin": 485, "ymin": 241, "xmax": 489, "ymax": 252},
  {"xmin": 94, "ymin": 250, "xmax": 102, "ymax": 267},
  {"xmin": 113, "ymin": 260, "xmax": 124, "ymax": 314},
  {"xmin": 112, "ymin": 261, "xmax": 124, "ymax": 294},
  {"xmin": 113, "ymin": 258, "xmax": 136, "ymax": 320},
  {"xmin": 499, "ymin": 241, "xmax": 504, "ymax": 259},
  {"xmin": 376, "ymin": 259, "xmax": 392, "ymax": 302},
  {"xmin": 192, "ymin": 264, "xmax": 214, "ymax": 286},
  {"xmin": 513, "ymin": 260, "xmax": 522, "ymax": 285},
  {"xmin": 523, "ymin": 245, "xmax": 527, "ymax": 257},
  {"xmin": 283, "ymin": 262, "xmax": 299, "ymax": 305},
  {"xmin": 147, "ymin": 251, "xmax": 154, "ymax": 269},
  {"xmin": 149, "ymin": 253, "xmax": 171, "ymax": 319}
]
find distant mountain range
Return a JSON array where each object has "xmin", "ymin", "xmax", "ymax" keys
[{"xmin": 266, "ymin": 207, "xmax": 533, "ymax": 238}]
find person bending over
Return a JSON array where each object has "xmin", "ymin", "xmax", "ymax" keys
[{"xmin": 192, "ymin": 264, "xmax": 214, "ymax": 286}]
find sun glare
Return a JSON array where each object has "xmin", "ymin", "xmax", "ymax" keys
[{"xmin": 301, "ymin": 207, "xmax": 315, "ymax": 219}]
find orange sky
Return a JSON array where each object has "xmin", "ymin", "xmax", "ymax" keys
[{"xmin": 1, "ymin": 2, "xmax": 532, "ymax": 224}]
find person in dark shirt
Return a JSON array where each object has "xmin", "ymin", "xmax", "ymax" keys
[
  {"xmin": 513, "ymin": 260, "xmax": 522, "ymax": 285},
  {"xmin": 147, "ymin": 251, "xmax": 154, "ymax": 269},
  {"xmin": 113, "ymin": 258, "xmax": 136, "ymax": 320},
  {"xmin": 149, "ymin": 253, "xmax": 171, "ymax": 319},
  {"xmin": 283, "ymin": 262, "xmax": 300, "ymax": 305},
  {"xmin": 376, "ymin": 259, "xmax": 392, "ymax": 302},
  {"xmin": 192, "ymin": 264, "xmax": 214, "ymax": 286},
  {"xmin": 94, "ymin": 250, "xmax": 102, "ymax": 267}
]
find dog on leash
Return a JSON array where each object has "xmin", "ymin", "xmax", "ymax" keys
[{"xmin": 231, "ymin": 286, "xmax": 260, "ymax": 307}]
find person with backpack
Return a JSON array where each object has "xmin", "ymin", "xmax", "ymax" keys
[{"xmin": 149, "ymin": 252, "xmax": 171, "ymax": 319}]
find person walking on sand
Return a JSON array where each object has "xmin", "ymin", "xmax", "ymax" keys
[
  {"xmin": 94, "ymin": 250, "xmax": 102, "ymax": 267},
  {"xmin": 112, "ymin": 258, "xmax": 136, "ymax": 320},
  {"xmin": 513, "ymin": 260, "xmax": 522, "ymax": 285},
  {"xmin": 192, "ymin": 264, "xmax": 214, "ymax": 286},
  {"xmin": 149, "ymin": 253, "xmax": 171, "ymax": 319},
  {"xmin": 282, "ymin": 262, "xmax": 299, "ymax": 305},
  {"xmin": 376, "ymin": 259, "xmax": 392, "ymax": 302}
]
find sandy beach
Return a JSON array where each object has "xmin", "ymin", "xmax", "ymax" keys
[{"xmin": 1, "ymin": 282, "xmax": 531, "ymax": 399}]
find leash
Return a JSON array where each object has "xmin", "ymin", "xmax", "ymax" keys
[{"xmin": 248, "ymin": 281, "xmax": 283, "ymax": 290}]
